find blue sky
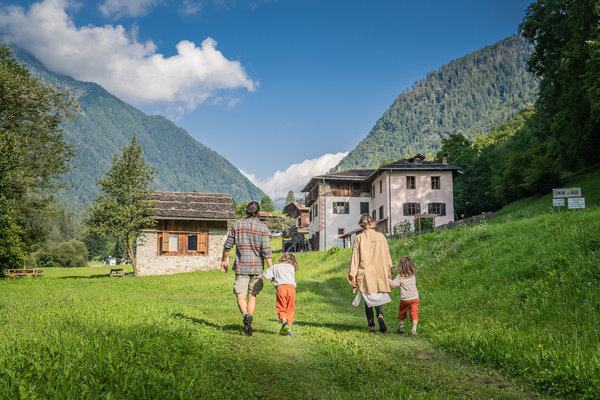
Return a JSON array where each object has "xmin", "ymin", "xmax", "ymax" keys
[{"xmin": 0, "ymin": 0, "xmax": 534, "ymax": 201}]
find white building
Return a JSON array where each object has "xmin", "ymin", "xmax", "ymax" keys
[{"xmin": 301, "ymin": 154, "xmax": 461, "ymax": 251}]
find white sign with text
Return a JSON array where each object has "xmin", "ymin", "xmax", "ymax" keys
[
  {"xmin": 553, "ymin": 198, "xmax": 565, "ymax": 207},
  {"xmin": 568, "ymin": 197, "xmax": 585, "ymax": 209},
  {"xmin": 553, "ymin": 187, "xmax": 581, "ymax": 198}
]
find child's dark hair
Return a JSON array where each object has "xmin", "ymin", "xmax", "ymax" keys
[
  {"xmin": 397, "ymin": 257, "xmax": 416, "ymax": 277},
  {"xmin": 278, "ymin": 252, "xmax": 299, "ymax": 271}
]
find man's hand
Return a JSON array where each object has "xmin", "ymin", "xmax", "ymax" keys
[
  {"xmin": 221, "ymin": 260, "xmax": 228, "ymax": 273},
  {"xmin": 347, "ymin": 273, "xmax": 356, "ymax": 287}
]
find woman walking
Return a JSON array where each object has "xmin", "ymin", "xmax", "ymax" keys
[{"xmin": 348, "ymin": 214, "xmax": 394, "ymax": 333}]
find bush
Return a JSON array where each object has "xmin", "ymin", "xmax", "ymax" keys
[
  {"xmin": 326, "ymin": 246, "xmax": 341, "ymax": 256},
  {"xmin": 35, "ymin": 240, "xmax": 88, "ymax": 268},
  {"xmin": 414, "ymin": 218, "xmax": 434, "ymax": 232},
  {"xmin": 393, "ymin": 220, "xmax": 412, "ymax": 234}
]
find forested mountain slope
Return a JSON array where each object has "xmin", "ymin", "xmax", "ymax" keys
[
  {"xmin": 10, "ymin": 47, "xmax": 265, "ymax": 213},
  {"xmin": 337, "ymin": 35, "xmax": 538, "ymax": 170}
]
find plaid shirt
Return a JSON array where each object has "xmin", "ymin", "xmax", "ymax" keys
[{"xmin": 223, "ymin": 217, "xmax": 272, "ymax": 275}]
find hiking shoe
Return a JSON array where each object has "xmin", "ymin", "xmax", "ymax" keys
[
  {"xmin": 397, "ymin": 326, "xmax": 406, "ymax": 335},
  {"xmin": 409, "ymin": 331, "xmax": 417, "ymax": 336},
  {"xmin": 243, "ymin": 314, "xmax": 253, "ymax": 336},
  {"xmin": 368, "ymin": 326, "xmax": 376, "ymax": 334},
  {"xmin": 378, "ymin": 316, "xmax": 387, "ymax": 333},
  {"xmin": 279, "ymin": 321, "xmax": 290, "ymax": 336},
  {"xmin": 286, "ymin": 331, "xmax": 292, "ymax": 336}
]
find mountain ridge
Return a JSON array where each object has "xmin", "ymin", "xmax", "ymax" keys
[
  {"xmin": 9, "ymin": 46, "xmax": 266, "ymax": 214},
  {"xmin": 337, "ymin": 35, "xmax": 538, "ymax": 170}
]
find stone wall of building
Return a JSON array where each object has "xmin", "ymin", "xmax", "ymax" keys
[{"xmin": 135, "ymin": 221, "xmax": 228, "ymax": 276}]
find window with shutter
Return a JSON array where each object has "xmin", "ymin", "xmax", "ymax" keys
[{"xmin": 158, "ymin": 229, "xmax": 209, "ymax": 256}]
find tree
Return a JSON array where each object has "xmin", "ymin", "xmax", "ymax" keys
[
  {"xmin": 85, "ymin": 135, "xmax": 157, "ymax": 275},
  {"xmin": 285, "ymin": 191, "xmax": 295, "ymax": 205},
  {"xmin": 0, "ymin": 45, "xmax": 76, "ymax": 269},
  {"xmin": 260, "ymin": 195, "xmax": 275, "ymax": 213}
]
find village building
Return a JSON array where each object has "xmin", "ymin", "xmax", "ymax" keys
[
  {"xmin": 135, "ymin": 191, "xmax": 236, "ymax": 276},
  {"xmin": 282, "ymin": 200, "xmax": 310, "ymax": 234},
  {"xmin": 301, "ymin": 154, "xmax": 461, "ymax": 250}
]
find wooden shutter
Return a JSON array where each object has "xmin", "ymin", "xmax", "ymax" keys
[
  {"xmin": 403, "ymin": 203, "xmax": 408, "ymax": 216},
  {"xmin": 416, "ymin": 203, "xmax": 421, "ymax": 214},
  {"xmin": 441, "ymin": 203, "xmax": 446, "ymax": 216},
  {"xmin": 198, "ymin": 232, "xmax": 208, "ymax": 254},
  {"xmin": 161, "ymin": 232, "xmax": 169, "ymax": 253},
  {"xmin": 428, "ymin": 203, "xmax": 432, "ymax": 214}
]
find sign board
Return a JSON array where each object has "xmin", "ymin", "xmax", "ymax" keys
[
  {"xmin": 553, "ymin": 198, "xmax": 565, "ymax": 207},
  {"xmin": 568, "ymin": 197, "xmax": 585, "ymax": 209},
  {"xmin": 553, "ymin": 187, "xmax": 581, "ymax": 198}
]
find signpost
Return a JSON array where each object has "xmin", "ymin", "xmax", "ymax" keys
[{"xmin": 552, "ymin": 187, "xmax": 584, "ymax": 212}]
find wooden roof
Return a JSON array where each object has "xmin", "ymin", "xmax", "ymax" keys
[{"xmin": 150, "ymin": 191, "xmax": 236, "ymax": 221}]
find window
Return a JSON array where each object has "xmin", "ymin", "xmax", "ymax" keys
[
  {"xmin": 431, "ymin": 176, "xmax": 440, "ymax": 190},
  {"xmin": 309, "ymin": 209, "xmax": 313, "ymax": 222},
  {"xmin": 372, "ymin": 210, "xmax": 376, "ymax": 220},
  {"xmin": 314, "ymin": 204, "xmax": 319, "ymax": 217},
  {"xmin": 428, "ymin": 203, "xmax": 446, "ymax": 216},
  {"xmin": 406, "ymin": 176, "xmax": 416, "ymax": 189},
  {"xmin": 353, "ymin": 182, "xmax": 360, "ymax": 190},
  {"xmin": 403, "ymin": 203, "xmax": 420, "ymax": 216},
  {"xmin": 333, "ymin": 202, "xmax": 349, "ymax": 214},
  {"xmin": 379, "ymin": 206, "xmax": 384, "ymax": 220},
  {"xmin": 371, "ymin": 184, "xmax": 375, "ymax": 198},
  {"xmin": 159, "ymin": 231, "xmax": 208, "ymax": 256},
  {"xmin": 360, "ymin": 202, "xmax": 369, "ymax": 215},
  {"xmin": 338, "ymin": 228, "xmax": 345, "ymax": 235},
  {"xmin": 379, "ymin": 180, "xmax": 382, "ymax": 194}
]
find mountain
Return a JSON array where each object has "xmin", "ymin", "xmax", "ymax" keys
[
  {"xmin": 9, "ymin": 46, "xmax": 265, "ymax": 214},
  {"xmin": 337, "ymin": 35, "xmax": 538, "ymax": 170}
]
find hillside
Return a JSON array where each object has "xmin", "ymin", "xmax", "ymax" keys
[
  {"xmin": 9, "ymin": 46, "xmax": 265, "ymax": 213},
  {"xmin": 337, "ymin": 35, "xmax": 538, "ymax": 170}
]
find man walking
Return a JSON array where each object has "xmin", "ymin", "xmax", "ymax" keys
[{"xmin": 221, "ymin": 201, "xmax": 272, "ymax": 336}]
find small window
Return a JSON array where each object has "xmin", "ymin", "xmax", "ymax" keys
[
  {"xmin": 428, "ymin": 203, "xmax": 446, "ymax": 216},
  {"xmin": 379, "ymin": 180, "xmax": 382, "ymax": 194},
  {"xmin": 338, "ymin": 228, "xmax": 345, "ymax": 235},
  {"xmin": 372, "ymin": 210, "xmax": 376, "ymax": 220},
  {"xmin": 406, "ymin": 176, "xmax": 416, "ymax": 190},
  {"xmin": 431, "ymin": 176, "xmax": 440, "ymax": 190},
  {"xmin": 333, "ymin": 202, "xmax": 349, "ymax": 214},
  {"xmin": 371, "ymin": 185, "xmax": 375, "ymax": 198},
  {"xmin": 360, "ymin": 202, "xmax": 369, "ymax": 215},
  {"xmin": 187, "ymin": 234, "xmax": 197, "ymax": 251},
  {"xmin": 309, "ymin": 209, "xmax": 313, "ymax": 222},
  {"xmin": 379, "ymin": 206, "xmax": 384, "ymax": 220},
  {"xmin": 353, "ymin": 182, "xmax": 360, "ymax": 190},
  {"xmin": 403, "ymin": 203, "xmax": 420, "ymax": 216},
  {"xmin": 169, "ymin": 233, "xmax": 179, "ymax": 252},
  {"xmin": 314, "ymin": 204, "xmax": 319, "ymax": 217}
]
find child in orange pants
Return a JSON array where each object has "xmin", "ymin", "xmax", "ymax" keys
[{"xmin": 263, "ymin": 252, "xmax": 298, "ymax": 336}]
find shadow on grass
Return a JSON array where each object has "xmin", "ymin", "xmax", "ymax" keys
[
  {"xmin": 172, "ymin": 312, "xmax": 271, "ymax": 334},
  {"xmin": 57, "ymin": 274, "xmax": 112, "ymax": 279}
]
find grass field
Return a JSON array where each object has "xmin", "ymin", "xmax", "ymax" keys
[
  {"xmin": 2, "ymin": 248, "xmax": 548, "ymax": 399},
  {"xmin": 2, "ymin": 168, "xmax": 599, "ymax": 399}
]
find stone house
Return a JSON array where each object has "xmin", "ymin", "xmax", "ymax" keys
[
  {"xmin": 301, "ymin": 154, "xmax": 461, "ymax": 250},
  {"xmin": 136, "ymin": 191, "xmax": 235, "ymax": 276}
]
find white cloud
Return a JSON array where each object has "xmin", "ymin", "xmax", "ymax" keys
[
  {"xmin": 179, "ymin": 0, "xmax": 203, "ymax": 16},
  {"xmin": 100, "ymin": 0, "xmax": 161, "ymax": 18},
  {"xmin": 0, "ymin": 0, "xmax": 257, "ymax": 110},
  {"xmin": 240, "ymin": 152, "xmax": 349, "ymax": 201}
]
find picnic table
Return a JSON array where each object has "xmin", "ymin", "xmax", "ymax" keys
[
  {"xmin": 4, "ymin": 269, "xmax": 43, "ymax": 278},
  {"xmin": 109, "ymin": 268, "xmax": 125, "ymax": 277}
]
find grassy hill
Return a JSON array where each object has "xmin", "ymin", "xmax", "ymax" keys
[{"xmin": 1, "ymin": 168, "xmax": 598, "ymax": 398}]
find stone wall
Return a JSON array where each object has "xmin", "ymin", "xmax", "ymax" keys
[{"xmin": 135, "ymin": 221, "xmax": 228, "ymax": 276}]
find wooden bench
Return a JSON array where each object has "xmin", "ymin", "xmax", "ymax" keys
[
  {"xmin": 4, "ymin": 269, "xmax": 43, "ymax": 278},
  {"xmin": 109, "ymin": 268, "xmax": 125, "ymax": 277}
]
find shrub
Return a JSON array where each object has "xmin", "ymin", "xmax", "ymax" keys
[
  {"xmin": 326, "ymin": 246, "xmax": 341, "ymax": 256},
  {"xmin": 393, "ymin": 220, "xmax": 412, "ymax": 234},
  {"xmin": 414, "ymin": 217, "xmax": 434, "ymax": 232},
  {"xmin": 35, "ymin": 240, "xmax": 89, "ymax": 268}
]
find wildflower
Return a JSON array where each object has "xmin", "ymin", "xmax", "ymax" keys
[{"xmin": 538, "ymin": 344, "xmax": 542, "ymax": 348}]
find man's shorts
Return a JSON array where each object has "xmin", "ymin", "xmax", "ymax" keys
[{"xmin": 233, "ymin": 273, "xmax": 264, "ymax": 296}]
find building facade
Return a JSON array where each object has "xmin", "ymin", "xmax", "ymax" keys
[
  {"xmin": 136, "ymin": 192, "xmax": 236, "ymax": 276},
  {"xmin": 301, "ymin": 155, "xmax": 460, "ymax": 250}
]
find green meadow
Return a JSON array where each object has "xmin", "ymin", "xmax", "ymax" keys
[{"xmin": 2, "ymin": 182, "xmax": 599, "ymax": 398}]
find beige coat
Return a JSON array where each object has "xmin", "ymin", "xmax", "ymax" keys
[{"xmin": 348, "ymin": 228, "xmax": 394, "ymax": 294}]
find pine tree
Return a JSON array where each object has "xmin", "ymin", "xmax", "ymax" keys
[
  {"xmin": 285, "ymin": 191, "xmax": 295, "ymax": 205},
  {"xmin": 85, "ymin": 134, "xmax": 157, "ymax": 274}
]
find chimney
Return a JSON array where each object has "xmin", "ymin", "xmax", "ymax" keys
[
  {"xmin": 337, "ymin": 165, "xmax": 341, "ymax": 172},
  {"xmin": 442, "ymin": 156, "xmax": 447, "ymax": 164}
]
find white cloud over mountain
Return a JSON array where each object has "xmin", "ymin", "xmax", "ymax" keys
[
  {"xmin": 0, "ymin": 0, "xmax": 256, "ymax": 110},
  {"xmin": 240, "ymin": 152, "xmax": 349, "ymax": 201}
]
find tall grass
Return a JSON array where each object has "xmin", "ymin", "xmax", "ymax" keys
[{"xmin": 392, "ymin": 207, "xmax": 600, "ymax": 398}]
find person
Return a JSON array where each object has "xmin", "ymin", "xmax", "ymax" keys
[
  {"xmin": 262, "ymin": 252, "xmax": 298, "ymax": 336},
  {"xmin": 221, "ymin": 201, "xmax": 273, "ymax": 336},
  {"xmin": 348, "ymin": 214, "xmax": 394, "ymax": 333},
  {"xmin": 389, "ymin": 256, "xmax": 420, "ymax": 335}
]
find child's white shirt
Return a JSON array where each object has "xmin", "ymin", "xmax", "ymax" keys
[
  {"xmin": 389, "ymin": 274, "xmax": 419, "ymax": 300},
  {"xmin": 262, "ymin": 262, "xmax": 296, "ymax": 287}
]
